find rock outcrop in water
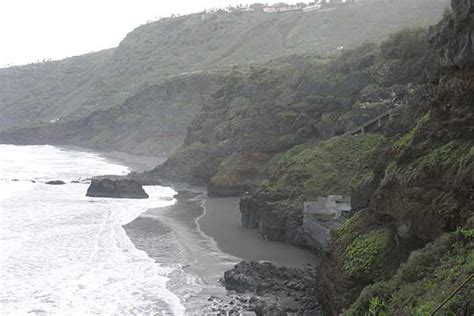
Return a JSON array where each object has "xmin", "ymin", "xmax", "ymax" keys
[
  {"xmin": 45, "ymin": 180, "xmax": 66, "ymax": 185},
  {"xmin": 86, "ymin": 178, "xmax": 149, "ymax": 199}
]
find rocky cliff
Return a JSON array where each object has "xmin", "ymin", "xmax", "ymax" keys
[
  {"xmin": 0, "ymin": 0, "xmax": 448, "ymax": 155},
  {"xmin": 316, "ymin": 1, "xmax": 473, "ymax": 314},
  {"xmin": 142, "ymin": 2, "xmax": 472, "ymax": 312},
  {"xmin": 151, "ymin": 23, "xmax": 441, "ymax": 237},
  {"xmin": 0, "ymin": 73, "xmax": 218, "ymax": 156}
]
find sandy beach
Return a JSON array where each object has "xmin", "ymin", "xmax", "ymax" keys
[
  {"xmin": 93, "ymin": 148, "xmax": 318, "ymax": 267},
  {"xmin": 199, "ymin": 196, "xmax": 318, "ymax": 267},
  {"xmin": 93, "ymin": 149, "xmax": 318, "ymax": 311}
]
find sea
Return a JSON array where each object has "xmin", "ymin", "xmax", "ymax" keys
[{"xmin": 0, "ymin": 144, "xmax": 237, "ymax": 315}]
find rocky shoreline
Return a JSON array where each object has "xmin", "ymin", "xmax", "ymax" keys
[
  {"xmin": 208, "ymin": 261, "xmax": 322, "ymax": 316},
  {"xmin": 83, "ymin": 150, "xmax": 322, "ymax": 314}
]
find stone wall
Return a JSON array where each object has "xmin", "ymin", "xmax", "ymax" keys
[{"xmin": 303, "ymin": 195, "xmax": 351, "ymax": 251}]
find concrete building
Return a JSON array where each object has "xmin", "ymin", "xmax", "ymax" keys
[
  {"xmin": 263, "ymin": 3, "xmax": 300, "ymax": 13},
  {"xmin": 302, "ymin": 195, "xmax": 351, "ymax": 251},
  {"xmin": 303, "ymin": 4, "xmax": 322, "ymax": 12},
  {"xmin": 303, "ymin": 195, "xmax": 351, "ymax": 219}
]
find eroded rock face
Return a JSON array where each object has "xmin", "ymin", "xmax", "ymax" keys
[
  {"xmin": 315, "ymin": 2, "xmax": 474, "ymax": 313},
  {"xmin": 428, "ymin": 0, "xmax": 474, "ymax": 69},
  {"xmin": 86, "ymin": 178, "xmax": 149, "ymax": 199},
  {"xmin": 221, "ymin": 261, "xmax": 322, "ymax": 316}
]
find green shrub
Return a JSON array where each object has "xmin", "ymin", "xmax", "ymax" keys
[
  {"xmin": 367, "ymin": 296, "xmax": 388, "ymax": 316},
  {"xmin": 330, "ymin": 42, "xmax": 378, "ymax": 73},
  {"xmin": 344, "ymin": 229, "xmax": 391, "ymax": 280},
  {"xmin": 394, "ymin": 110, "xmax": 431, "ymax": 152},
  {"xmin": 381, "ymin": 27, "xmax": 428, "ymax": 59},
  {"xmin": 346, "ymin": 231, "xmax": 474, "ymax": 315}
]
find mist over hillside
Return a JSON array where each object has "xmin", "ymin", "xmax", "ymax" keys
[{"xmin": 0, "ymin": 0, "xmax": 448, "ymax": 134}]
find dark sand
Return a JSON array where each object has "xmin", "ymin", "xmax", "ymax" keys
[
  {"xmin": 93, "ymin": 149, "xmax": 318, "ymax": 311},
  {"xmin": 147, "ymin": 192, "xmax": 318, "ymax": 268},
  {"xmin": 199, "ymin": 197, "xmax": 318, "ymax": 267},
  {"xmin": 91, "ymin": 148, "xmax": 318, "ymax": 267}
]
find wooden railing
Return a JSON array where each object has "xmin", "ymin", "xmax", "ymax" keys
[
  {"xmin": 429, "ymin": 274, "xmax": 474, "ymax": 315},
  {"xmin": 345, "ymin": 109, "xmax": 393, "ymax": 135}
]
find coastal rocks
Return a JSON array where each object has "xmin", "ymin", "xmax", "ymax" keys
[
  {"xmin": 86, "ymin": 178, "xmax": 149, "ymax": 199},
  {"xmin": 240, "ymin": 194, "xmax": 307, "ymax": 246},
  {"xmin": 220, "ymin": 261, "xmax": 322, "ymax": 316},
  {"xmin": 45, "ymin": 180, "xmax": 66, "ymax": 185}
]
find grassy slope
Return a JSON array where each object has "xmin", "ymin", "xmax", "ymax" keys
[
  {"xmin": 347, "ymin": 229, "xmax": 474, "ymax": 315},
  {"xmin": 260, "ymin": 134, "xmax": 387, "ymax": 203}
]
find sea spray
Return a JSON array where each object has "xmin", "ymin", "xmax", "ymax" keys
[{"xmin": 0, "ymin": 145, "xmax": 185, "ymax": 315}]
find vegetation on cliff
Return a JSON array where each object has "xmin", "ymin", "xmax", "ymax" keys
[
  {"xmin": 0, "ymin": 74, "xmax": 218, "ymax": 156},
  {"xmin": 347, "ymin": 229, "xmax": 474, "ymax": 315},
  {"xmin": 153, "ymin": 23, "xmax": 435, "ymax": 187},
  {"xmin": 259, "ymin": 134, "xmax": 387, "ymax": 206},
  {"xmin": 316, "ymin": 106, "xmax": 473, "ymax": 313},
  {"xmin": 316, "ymin": 1, "xmax": 474, "ymax": 313}
]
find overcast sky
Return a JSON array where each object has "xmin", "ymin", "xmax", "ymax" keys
[{"xmin": 0, "ymin": 0, "xmax": 302, "ymax": 67}]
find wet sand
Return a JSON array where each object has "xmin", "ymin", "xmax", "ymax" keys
[
  {"xmin": 91, "ymin": 146, "xmax": 318, "ymax": 267},
  {"xmin": 93, "ymin": 149, "xmax": 319, "ymax": 311},
  {"xmin": 146, "ymin": 191, "xmax": 318, "ymax": 268},
  {"xmin": 199, "ymin": 197, "xmax": 318, "ymax": 267}
]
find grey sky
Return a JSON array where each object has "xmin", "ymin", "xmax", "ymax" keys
[{"xmin": 0, "ymin": 0, "xmax": 301, "ymax": 67}]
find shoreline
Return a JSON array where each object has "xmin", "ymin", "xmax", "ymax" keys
[
  {"xmin": 7, "ymin": 144, "xmax": 321, "ymax": 313},
  {"xmin": 89, "ymin": 146, "xmax": 320, "ymax": 312},
  {"xmin": 198, "ymin": 195, "xmax": 318, "ymax": 267},
  {"xmin": 86, "ymin": 145, "xmax": 318, "ymax": 267},
  {"xmin": 58, "ymin": 145, "xmax": 165, "ymax": 173}
]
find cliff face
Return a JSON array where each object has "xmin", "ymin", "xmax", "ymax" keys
[
  {"xmin": 148, "ymin": 48, "xmax": 395, "ymax": 186},
  {"xmin": 155, "ymin": 25, "xmax": 437, "ymax": 240},
  {"xmin": 0, "ymin": 0, "xmax": 448, "ymax": 146},
  {"xmin": 316, "ymin": 1, "xmax": 474, "ymax": 314},
  {"xmin": 0, "ymin": 74, "xmax": 217, "ymax": 156},
  {"xmin": 240, "ymin": 134, "xmax": 389, "ymax": 247}
]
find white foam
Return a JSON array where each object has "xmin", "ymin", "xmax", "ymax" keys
[{"xmin": 0, "ymin": 145, "xmax": 185, "ymax": 315}]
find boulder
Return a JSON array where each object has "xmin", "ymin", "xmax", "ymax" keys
[
  {"xmin": 86, "ymin": 178, "xmax": 149, "ymax": 199},
  {"xmin": 45, "ymin": 180, "xmax": 66, "ymax": 185},
  {"xmin": 220, "ymin": 261, "xmax": 322, "ymax": 315}
]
